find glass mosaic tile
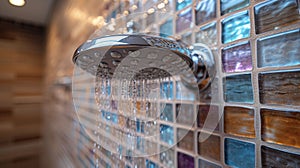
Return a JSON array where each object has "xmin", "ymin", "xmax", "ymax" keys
[
  {"xmin": 222, "ymin": 41, "xmax": 252, "ymax": 73},
  {"xmin": 177, "ymin": 152, "xmax": 194, "ymax": 168},
  {"xmin": 198, "ymin": 159, "xmax": 222, "ymax": 168},
  {"xmin": 199, "ymin": 77, "xmax": 219, "ymax": 104},
  {"xmin": 225, "ymin": 138, "xmax": 255, "ymax": 168},
  {"xmin": 176, "ymin": 104, "xmax": 195, "ymax": 126},
  {"xmin": 160, "ymin": 146, "xmax": 175, "ymax": 168},
  {"xmin": 257, "ymin": 29, "xmax": 300, "ymax": 68},
  {"xmin": 198, "ymin": 132, "xmax": 220, "ymax": 161},
  {"xmin": 146, "ymin": 12, "xmax": 155, "ymax": 27},
  {"xmin": 196, "ymin": 22, "xmax": 217, "ymax": 46},
  {"xmin": 181, "ymin": 32, "xmax": 192, "ymax": 44},
  {"xmin": 195, "ymin": 0, "xmax": 216, "ymax": 25},
  {"xmin": 261, "ymin": 146, "xmax": 300, "ymax": 167},
  {"xmin": 148, "ymin": 102, "xmax": 158, "ymax": 119},
  {"xmin": 177, "ymin": 128, "xmax": 194, "ymax": 152},
  {"xmin": 224, "ymin": 106, "xmax": 255, "ymax": 138},
  {"xmin": 144, "ymin": 0, "xmax": 158, "ymax": 10},
  {"xmin": 176, "ymin": 0, "xmax": 192, "ymax": 11},
  {"xmin": 176, "ymin": 81, "xmax": 198, "ymax": 101},
  {"xmin": 160, "ymin": 103, "xmax": 173, "ymax": 122},
  {"xmin": 160, "ymin": 19, "xmax": 173, "ymax": 38},
  {"xmin": 221, "ymin": 0, "xmax": 249, "ymax": 15},
  {"xmin": 133, "ymin": 157, "xmax": 145, "ymax": 168},
  {"xmin": 146, "ymin": 159, "xmax": 159, "ymax": 168},
  {"xmin": 145, "ymin": 140, "xmax": 158, "ymax": 156},
  {"xmin": 259, "ymin": 70, "xmax": 300, "ymax": 106},
  {"xmin": 197, "ymin": 105, "xmax": 219, "ymax": 131},
  {"xmin": 254, "ymin": 0, "xmax": 300, "ymax": 34},
  {"xmin": 261, "ymin": 108, "xmax": 300, "ymax": 148},
  {"xmin": 160, "ymin": 124, "xmax": 174, "ymax": 145},
  {"xmin": 222, "ymin": 11, "xmax": 250, "ymax": 44},
  {"xmin": 176, "ymin": 7, "xmax": 192, "ymax": 33},
  {"xmin": 223, "ymin": 74, "xmax": 254, "ymax": 103},
  {"xmin": 160, "ymin": 82, "xmax": 174, "ymax": 100}
]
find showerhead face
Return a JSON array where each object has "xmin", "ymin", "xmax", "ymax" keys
[
  {"xmin": 72, "ymin": 33, "xmax": 214, "ymax": 92},
  {"xmin": 73, "ymin": 34, "xmax": 195, "ymax": 79}
]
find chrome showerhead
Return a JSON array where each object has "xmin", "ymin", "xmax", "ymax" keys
[{"xmin": 73, "ymin": 34, "xmax": 215, "ymax": 91}]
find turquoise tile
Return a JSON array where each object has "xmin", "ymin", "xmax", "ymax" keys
[
  {"xmin": 176, "ymin": 0, "xmax": 192, "ymax": 11},
  {"xmin": 223, "ymin": 74, "xmax": 253, "ymax": 103},
  {"xmin": 146, "ymin": 160, "xmax": 159, "ymax": 168},
  {"xmin": 160, "ymin": 124, "xmax": 174, "ymax": 145},
  {"xmin": 160, "ymin": 19, "xmax": 173, "ymax": 38},
  {"xmin": 161, "ymin": 81, "xmax": 174, "ymax": 99},
  {"xmin": 225, "ymin": 138, "xmax": 255, "ymax": 168},
  {"xmin": 221, "ymin": 0, "xmax": 249, "ymax": 15},
  {"xmin": 222, "ymin": 11, "xmax": 250, "ymax": 44}
]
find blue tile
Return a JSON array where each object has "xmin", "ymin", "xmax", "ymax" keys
[
  {"xmin": 146, "ymin": 160, "xmax": 159, "ymax": 168},
  {"xmin": 160, "ymin": 124, "xmax": 174, "ymax": 145},
  {"xmin": 176, "ymin": 0, "xmax": 192, "ymax": 11},
  {"xmin": 160, "ymin": 19, "xmax": 173, "ymax": 38},
  {"xmin": 161, "ymin": 81, "xmax": 174, "ymax": 99},
  {"xmin": 160, "ymin": 103, "xmax": 173, "ymax": 122},
  {"xmin": 257, "ymin": 29, "xmax": 300, "ymax": 68},
  {"xmin": 223, "ymin": 74, "xmax": 253, "ymax": 103},
  {"xmin": 195, "ymin": 0, "xmax": 216, "ymax": 25},
  {"xmin": 221, "ymin": 0, "xmax": 249, "ymax": 15},
  {"xmin": 222, "ymin": 11, "xmax": 250, "ymax": 44},
  {"xmin": 225, "ymin": 138, "xmax": 255, "ymax": 168}
]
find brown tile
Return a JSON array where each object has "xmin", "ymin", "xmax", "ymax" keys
[
  {"xmin": 198, "ymin": 132, "xmax": 220, "ymax": 161},
  {"xmin": 198, "ymin": 105, "xmax": 219, "ymax": 131},
  {"xmin": 177, "ymin": 128, "xmax": 194, "ymax": 153},
  {"xmin": 259, "ymin": 70, "xmax": 300, "ymax": 106},
  {"xmin": 224, "ymin": 106, "xmax": 255, "ymax": 138},
  {"xmin": 262, "ymin": 146, "xmax": 300, "ymax": 167},
  {"xmin": 261, "ymin": 108, "xmax": 300, "ymax": 148}
]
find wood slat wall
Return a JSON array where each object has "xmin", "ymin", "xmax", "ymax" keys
[{"xmin": 0, "ymin": 20, "xmax": 45, "ymax": 168}]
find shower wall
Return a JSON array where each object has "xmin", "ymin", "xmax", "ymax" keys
[
  {"xmin": 45, "ymin": 0, "xmax": 300, "ymax": 167},
  {"xmin": 0, "ymin": 20, "xmax": 45, "ymax": 167}
]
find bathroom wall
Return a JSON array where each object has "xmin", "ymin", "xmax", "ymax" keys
[
  {"xmin": 0, "ymin": 20, "xmax": 45, "ymax": 168},
  {"xmin": 45, "ymin": 0, "xmax": 300, "ymax": 167}
]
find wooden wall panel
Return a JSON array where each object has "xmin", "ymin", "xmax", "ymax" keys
[{"xmin": 0, "ymin": 20, "xmax": 45, "ymax": 168}]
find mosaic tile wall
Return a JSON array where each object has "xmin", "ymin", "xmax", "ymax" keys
[{"xmin": 72, "ymin": 0, "xmax": 300, "ymax": 168}]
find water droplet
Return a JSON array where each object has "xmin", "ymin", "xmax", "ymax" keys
[
  {"xmin": 147, "ymin": 53, "xmax": 158, "ymax": 59},
  {"xmin": 110, "ymin": 51, "xmax": 122, "ymax": 58},
  {"xmin": 131, "ymin": 59, "xmax": 139, "ymax": 65},
  {"xmin": 100, "ymin": 61, "xmax": 108, "ymax": 68},
  {"xmin": 129, "ymin": 50, "xmax": 140, "ymax": 57},
  {"xmin": 162, "ymin": 55, "xmax": 172, "ymax": 63},
  {"xmin": 112, "ymin": 60, "xmax": 121, "ymax": 66},
  {"xmin": 94, "ymin": 52, "xmax": 101, "ymax": 58}
]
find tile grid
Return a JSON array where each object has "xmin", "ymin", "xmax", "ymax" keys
[{"xmin": 82, "ymin": 0, "xmax": 300, "ymax": 167}]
